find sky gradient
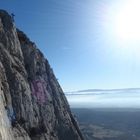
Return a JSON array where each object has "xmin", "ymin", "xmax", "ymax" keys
[{"xmin": 1, "ymin": 0, "xmax": 140, "ymax": 91}]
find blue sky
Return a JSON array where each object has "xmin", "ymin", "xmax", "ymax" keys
[{"xmin": 1, "ymin": 0, "xmax": 140, "ymax": 91}]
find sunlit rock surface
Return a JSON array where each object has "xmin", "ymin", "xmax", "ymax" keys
[{"xmin": 0, "ymin": 10, "xmax": 84, "ymax": 140}]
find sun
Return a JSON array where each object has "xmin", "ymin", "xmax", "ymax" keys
[{"xmin": 115, "ymin": 0, "xmax": 140, "ymax": 41}]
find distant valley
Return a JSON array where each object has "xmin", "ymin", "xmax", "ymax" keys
[{"xmin": 72, "ymin": 108, "xmax": 140, "ymax": 140}]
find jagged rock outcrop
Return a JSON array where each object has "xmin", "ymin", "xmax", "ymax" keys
[{"xmin": 0, "ymin": 10, "xmax": 84, "ymax": 140}]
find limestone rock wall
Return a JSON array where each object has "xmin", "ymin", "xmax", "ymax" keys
[{"xmin": 0, "ymin": 10, "xmax": 84, "ymax": 140}]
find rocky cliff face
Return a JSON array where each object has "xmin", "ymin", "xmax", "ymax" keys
[{"xmin": 0, "ymin": 10, "xmax": 84, "ymax": 140}]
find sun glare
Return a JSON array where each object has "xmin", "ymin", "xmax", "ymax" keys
[
  {"xmin": 116, "ymin": 0, "xmax": 140, "ymax": 40},
  {"xmin": 115, "ymin": 0, "xmax": 140, "ymax": 41}
]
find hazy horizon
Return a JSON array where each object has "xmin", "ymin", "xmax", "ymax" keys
[{"xmin": 66, "ymin": 88, "xmax": 140, "ymax": 108}]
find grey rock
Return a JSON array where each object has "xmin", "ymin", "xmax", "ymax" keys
[{"xmin": 0, "ymin": 10, "xmax": 84, "ymax": 140}]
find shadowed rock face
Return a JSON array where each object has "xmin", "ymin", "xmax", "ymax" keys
[{"xmin": 0, "ymin": 10, "xmax": 84, "ymax": 140}]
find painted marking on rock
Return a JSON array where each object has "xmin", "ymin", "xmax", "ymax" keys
[
  {"xmin": 31, "ymin": 79, "xmax": 48, "ymax": 104},
  {"xmin": 7, "ymin": 105, "xmax": 16, "ymax": 122}
]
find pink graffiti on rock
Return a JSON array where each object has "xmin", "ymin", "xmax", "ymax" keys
[{"xmin": 31, "ymin": 79, "xmax": 47, "ymax": 104}]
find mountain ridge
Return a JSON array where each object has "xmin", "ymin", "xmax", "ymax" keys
[{"xmin": 0, "ymin": 10, "xmax": 84, "ymax": 140}]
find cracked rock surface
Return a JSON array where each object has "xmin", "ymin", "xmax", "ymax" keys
[{"xmin": 0, "ymin": 10, "xmax": 84, "ymax": 140}]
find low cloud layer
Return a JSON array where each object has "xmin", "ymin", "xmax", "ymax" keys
[{"xmin": 65, "ymin": 88, "xmax": 140, "ymax": 108}]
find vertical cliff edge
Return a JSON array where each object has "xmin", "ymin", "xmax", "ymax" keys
[{"xmin": 0, "ymin": 10, "xmax": 84, "ymax": 140}]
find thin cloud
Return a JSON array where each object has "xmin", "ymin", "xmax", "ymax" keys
[{"xmin": 65, "ymin": 88, "xmax": 140, "ymax": 95}]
